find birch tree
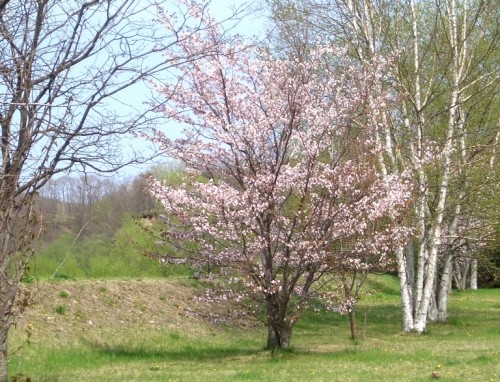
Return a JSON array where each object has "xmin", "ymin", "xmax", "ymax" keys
[
  {"xmin": 0, "ymin": 0, "xmax": 237, "ymax": 379},
  {"xmin": 267, "ymin": 0, "xmax": 499, "ymax": 332}
]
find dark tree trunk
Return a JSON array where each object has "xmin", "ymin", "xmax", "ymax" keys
[
  {"xmin": 265, "ymin": 297, "xmax": 292, "ymax": 350},
  {"xmin": 0, "ymin": 271, "xmax": 14, "ymax": 382},
  {"xmin": 266, "ymin": 320, "xmax": 292, "ymax": 350},
  {"xmin": 348, "ymin": 309, "xmax": 357, "ymax": 340},
  {"xmin": 0, "ymin": 326, "xmax": 7, "ymax": 382}
]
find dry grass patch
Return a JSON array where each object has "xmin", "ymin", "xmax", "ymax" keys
[{"xmin": 12, "ymin": 279, "xmax": 257, "ymax": 350}]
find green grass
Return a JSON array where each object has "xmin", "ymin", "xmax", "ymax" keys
[{"xmin": 9, "ymin": 276, "xmax": 500, "ymax": 381}]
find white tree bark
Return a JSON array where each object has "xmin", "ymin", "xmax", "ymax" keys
[
  {"xmin": 437, "ymin": 254, "xmax": 453, "ymax": 321},
  {"xmin": 470, "ymin": 259, "xmax": 478, "ymax": 289},
  {"xmin": 396, "ymin": 246, "xmax": 415, "ymax": 331},
  {"xmin": 490, "ymin": 131, "xmax": 499, "ymax": 168},
  {"xmin": 437, "ymin": 109, "xmax": 467, "ymax": 319}
]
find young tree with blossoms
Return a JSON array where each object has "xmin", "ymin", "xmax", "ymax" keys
[
  {"xmin": 150, "ymin": 18, "xmax": 412, "ymax": 348},
  {"xmin": 324, "ymin": 212, "xmax": 411, "ymax": 340}
]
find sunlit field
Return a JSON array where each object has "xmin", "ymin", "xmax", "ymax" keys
[{"xmin": 9, "ymin": 275, "xmax": 499, "ymax": 382}]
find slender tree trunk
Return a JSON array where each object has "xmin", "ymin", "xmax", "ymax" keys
[
  {"xmin": 413, "ymin": 241, "xmax": 428, "ymax": 317},
  {"xmin": 1, "ymin": 250, "xmax": 15, "ymax": 382},
  {"xmin": 408, "ymin": 0, "xmax": 429, "ymax": 321},
  {"xmin": 427, "ymin": 274, "xmax": 439, "ymax": 322},
  {"xmin": 454, "ymin": 258, "xmax": 470, "ymax": 291},
  {"xmin": 453, "ymin": 258, "xmax": 462, "ymax": 290},
  {"xmin": 0, "ymin": 330, "xmax": 6, "ymax": 382},
  {"xmin": 348, "ymin": 310, "xmax": 357, "ymax": 340},
  {"xmin": 490, "ymin": 131, "xmax": 499, "ymax": 168},
  {"xmin": 414, "ymin": 243, "xmax": 439, "ymax": 332},
  {"xmin": 437, "ymin": 188, "xmax": 463, "ymax": 319},
  {"xmin": 0, "ymin": 291, "xmax": 9, "ymax": 382},
  {"xmin": 396, "ymin": 246, "xmax": 415, "ymax": 331},
  {"xmin": 437, "ymin": 254, "xmax": 453, "ymax": 321},
  {"xmin": 405, "ymin": 240, "xmax": 415, "ymax": 309},
  {"xmin": 470, "ymin": 259, "xmax": 478, "ymax": 289}
]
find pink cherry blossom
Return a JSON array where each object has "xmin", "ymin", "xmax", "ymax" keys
[{"xmin": 148, "ymin": 11, "xmax": 412, "ymax": 349}]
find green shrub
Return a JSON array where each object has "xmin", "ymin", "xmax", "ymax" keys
[
  {"xmin": 54, "ymin": 305, "xmax": 66, "ymax": 315},
  {"xmin": 59, "ymin": 290, "xmax": 69, "ymax": 298}
]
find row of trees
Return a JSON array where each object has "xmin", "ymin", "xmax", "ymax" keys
[
  {"xmin": 38, "ymin": 174, "xmax": 156, "ymax": 242},
  {"xmin": 266, "ymin": 0, "xmax": 499, "ymax": 331},
  {"xmin": 30, "ymin": 172, "xmax": 172, "ymax": 280}
]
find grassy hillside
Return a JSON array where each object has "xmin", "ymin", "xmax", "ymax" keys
[
  {"xmin": 26, "ymin": 215, "xmax": 181, "ymax": 280},
  {"xmin": 9, "ymin": 275, "xmax": 500, "ymax": 381}
]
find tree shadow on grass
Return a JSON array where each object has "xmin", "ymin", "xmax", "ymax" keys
[
  {"xmin": 296, "ymin": 304, "xmax": 401, "ymax": 330},
  {"xmin": 83, "ymin": 339, "xmax": 262, "ymax": 362},
  {"xmin": 82, "ymin": 337, "xmax": 383, "ymax": 364}
]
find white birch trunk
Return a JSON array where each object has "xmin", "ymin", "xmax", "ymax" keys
[
  {"xmin": 437, "ymin": 126, "xmax": 466, "ymax": 320},
  {"xmin": 396, "ymin": 246, "xmax": 415, "ymax": 331},
  {"xmin": 414, "ymin": 239, "xmax": 439, "ymax": 332},
  {"xmin": 437, "ymin": 0, "xmax": 471, "ymax": 320},
  {"xmin": 470, "ymin": 259, "xmax": 478, "ymax": 289},
  {"xmin": 490, "ymin": 130, "xmax": 499, "ymax": 168},
  {"xmin": 408, "ymin": 0, "xmax": 430, "ymax": 321},
  {"xmin": 437, "ymin": 254, "xmax": 453, "ymax": 321}
]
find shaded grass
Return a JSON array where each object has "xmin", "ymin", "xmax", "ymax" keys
[{"xmin": 9, "ymin": 276, "xmax": 500, "ymax": 381}]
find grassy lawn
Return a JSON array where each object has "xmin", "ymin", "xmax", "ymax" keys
[{"xmin": 9, "ymin": 276, "xmax": 500, "ymax": 381}]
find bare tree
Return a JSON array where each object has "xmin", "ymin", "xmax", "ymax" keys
[{"xmin": 0, "ymin": 0, "xmax": 238, "ymax": 379}]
